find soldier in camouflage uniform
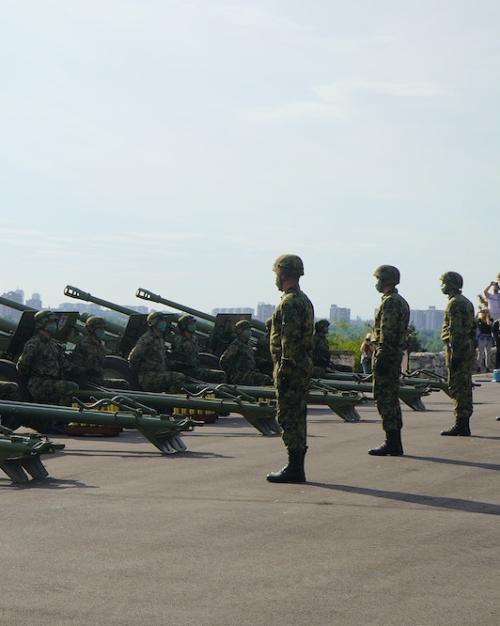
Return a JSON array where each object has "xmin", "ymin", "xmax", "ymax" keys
[
  {"xmin": 17, "ymin": 310, "xmax": 79, "ymax": 405},
  {"xmin": 69, "ymin": 316, "xmax": 129, "ymax": 389},
  {"xmin": 254, "ymin": 318, "xmax": 273, "ymax": 377},
  {"xmin": 128, "ymin": 312, "xmax": 186, "ymax": 392},
  {"xmin": 172, "ymin": 315, "xmax": 226, "ymax": 383},
  {"xmin": 369, "ymin": 265, "xmax": 410, "ymax": 456},
  {"xmin": 440, "ymin": 271, "xmax": 475, "ymax": 436},
  {"xmin": 312, "ymin": 319, "xmax": 331, "ymax": 377},
  {"xmin": 219, "ymin": 320, "xmax": 272, "ymax": 386},
  {"xmin": 267, "ymin": 254, "xmax": 314, "ymax": 484}
]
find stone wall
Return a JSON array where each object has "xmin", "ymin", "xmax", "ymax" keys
[
  {"xmin": 331, "ymin": 350, "xmax": 355, "ymax": 370},
  {"xmin": 409, "ymin": 352, "xmax": 446, "ymax": 377}
]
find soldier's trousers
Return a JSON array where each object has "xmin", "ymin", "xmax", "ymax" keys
[
  {"xmin": 373, "ymin": 360, "xmax": 402, "ymax": 432},
  {"xmin": 138, "ymin": 371, "xmax": 186, "ymax": 393},
  {"xmin": 189, "ymin": 368, "xmax": 226, "ymax": 384},
  {"xmin": 27, "ymin": 378, "xmax": 79, "ymax": 406},
  {"xmin": 231, "ymin": 371, "xmax": 272, "ymax": 386},
  {"xmin": 0, "ymin": 381, "xmax": 19, "ymax": 400},
  {"xmin": 446, "ymin": 353, "xmax": 473, "ymax": 419},
  {"xmin": 275, "ymin": 368, "xmax": 309, "ymax": 451}
]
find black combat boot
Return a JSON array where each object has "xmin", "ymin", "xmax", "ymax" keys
[
  {"xmin": 368, "ymin": 430, "xmax": 404, "ymax": 456},
  {"xmin": 440, "ymin": 417, "xmax": 471, "ymax": 436},
  {"xmin": 267, "ymin": 447, "xmax": 307, "ymax": 483}
]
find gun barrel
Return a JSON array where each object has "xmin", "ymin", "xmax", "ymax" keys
[
  {"xmin": 136, "ymin": 288, "xmax": 266, "ymax": 335},
  {"xmin": 0, "ymin": 296, "xmax": 36, "ymax": 313},
  {"xmin": 64, "ymin": 285, "xmax": 137, "ymax": 317}
]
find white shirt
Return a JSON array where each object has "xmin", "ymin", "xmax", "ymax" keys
[{"xmin": 487, "ymin": 292, "xmax": 500, "ymax": 320}]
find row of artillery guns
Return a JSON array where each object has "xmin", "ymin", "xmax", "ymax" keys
[{"xmin": 0, "ymin": 287, "xmax": 450, "ymax": 485}]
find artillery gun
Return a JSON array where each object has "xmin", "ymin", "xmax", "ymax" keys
[
  {"xmin": 0, "ymin": 396, "xmax": 201, "ymax": 455},
  {"xmin": 0, "ymin": 425, "xmax": 64, "ymax": 484}
]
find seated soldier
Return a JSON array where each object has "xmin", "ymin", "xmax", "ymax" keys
[
  {"xmin": 254, "ymin": 317, "xmax": 273, "ymax": 377},
  {"xmin": 312, "ymin": 319, "xmax": 331, "ymax": 377},
  {"xmin": 173, "ymin": 315, "xmax": 226, "ymax": 382},
  {"xmin": 17, "ymin": 310, "xmax": 79, "ymax": 405},
  {"xmin": 209, "ymin": 316, "xmax": 236, "ymax": 357},
  {"xmin": 128, "ymin": 312, "xmax": 186, "ymax": 392},
  {"xmin": 220, "ymin": 320, "xmax": 272, "ymax": 386},
  {"xmin": 69, "ymin": 316, "xmax": 129, "ymax": 389}
]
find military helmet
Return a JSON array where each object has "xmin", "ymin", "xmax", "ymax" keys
[
  {"xmin": 177, "ymin": 314, "xmax": 196, "ymax": 330},
  {"xmin": 34, "ymin": 310, "xmax": 57, "ymax": 329},
  {"xmin": 440, "ymin": 271, "xmax": 463, "ymax": 290},
  {"xmin": 85, "ymin": 316, "xmax": 106, "ymax": 331},
  {"xmin": 147, "ymin": 311, "xmax": 168, "ymax": 326},
  {"xmin": 374, "ymin": 265, "xmax": 400, "ymax": 286},
  {"xmin": 235, "ymin": 320, "xmax": 251, "ymax": 334},
  {"xmin": 272, "ymin": 254, "xmax": 304, "ymax": 277},
  {"xmin": 315, "ymin": 319, "xmax": 330, "ymax": 332}
]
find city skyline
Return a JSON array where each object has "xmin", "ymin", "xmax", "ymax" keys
[{"xmin": 2, "ymin": 287, "xmax": 449, "ymax": 327}]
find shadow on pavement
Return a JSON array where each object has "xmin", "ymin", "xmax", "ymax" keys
[
  {"xmin": 404, "ymin": 454, "xmax": 500, "ymax": 471},
  {"xmin": 306, "ymin": 482, "xmax": 500, "ymax": 515},
  {"xmin": 64, "ymin": 449, "xmax": 233, "ymax": 459},
  {"xmin": 0, "ymin": 478, "xmax": 96, "ymax": 490}
]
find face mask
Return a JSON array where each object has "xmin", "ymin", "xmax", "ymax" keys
[
  {"xmin": 441, "ymin": 282, "xmax": 450, "ymax": 295},
  {"xmin": 95, "ymin": 328, "xmax": 106, "ymax": 340},
  {"xmin": 275, "ymin": 274, "xmax": 283, "ymax": 291},
  {"xmin": 46, "ymin": 322, "xmax": 58, "ymax": 334},
  {"xmin": 187, "ymin": 324, "xmax": 196, "ymax": 333},
  {"xmin": 241, "ymin": 329, "xmax": 252, "ymax": 340},
  {"xmin": 157, "ymin": 321, "xmax": 167, "ymax": 332},
  {"xmin": 375, "ymin": 278, "xmax": 385, "ymax": 293}
]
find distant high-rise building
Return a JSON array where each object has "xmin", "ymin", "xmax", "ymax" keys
[
  {"xmin": 256, "ymin": 303, "xmax": 275, "ymax": 322},
  {"xmin": 410, "ymin": 306, "xmax": 444, "ymax": 331},
  {"xmin": 0, "ymin": 289, "xmax": 24, "ymax": 322},
  {"xmin": 329, "ymin": 304, "xmax": 351, "ymax": 323},
  {"xmin": 212, "ymin": 307, "xmax": 255, "ymax": 316},
  {"xmin": 26, "ymin": 292, "xmax": 42, "ymax": 309}
]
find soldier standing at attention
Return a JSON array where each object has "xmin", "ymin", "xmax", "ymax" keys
[
  {"xmin": 440, "ymin": 272, "xmax": 475, "ymax": 436},
  {"xmin": 267, "ymin": 255, "xmax": 314, "ymax": 484},
  {"xmin": 219, "ymin": 320, "xmax": 272, "ymax": 385},
  {"xmin": 17, "ymin": 310, "xmax": 79, "ymax": 405},
  {"xmin": 369, "ymin": 265, "xmax": 409, "ymax": 456}
]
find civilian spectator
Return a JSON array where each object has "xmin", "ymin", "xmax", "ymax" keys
[
  {"xmin": 483, "ymin": 280, "xmax": 500, "ymax": 321},
  {"xmin": 360, "ymin": 334, "xmax": 374, "ymax": 374},
  {"xmin": 476, "ymin": 309, "xmax": 493, "ymax": 372}
]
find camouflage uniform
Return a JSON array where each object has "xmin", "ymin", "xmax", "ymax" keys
[
  {"xmin": 173, "ymin": 334, "xmax": 226, "ymax": 383},
  {"xmin": 254, "ymin": 320, "xmax": 273, "ymax": 377},
  {"xmin": 271, "ymin": 287, "xmax": 314, "ymax": 451},
  {"xmin": 441, "ymin": 294, "xmax": 475, "ymax": 421},
  {"xmin": 220, "ymin": 337, "xmax": 272, "ymax": 386},
  {"xmin": 128, "ymin": 329, "xmax": 185, "ymax": 393},
  {"xmin": 0, "ymin": 381, "xmax": 19, "ymax": 400},
  {"xmin": 70, "ymin": 330, "xmax": 129, "ymax": 389},
  {"xmin": 312, "ymin": 320, "xmax": 331, "ymax": 377},
  {"xmin": 372, "ymin": 288, "xmax": 410, "ymax": 432},
  {"xmin": 17, "ymin": 334, "xmax": 79, "ymax": 405}
]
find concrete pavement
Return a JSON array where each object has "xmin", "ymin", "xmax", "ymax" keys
[{"xmin": 1, "ymin": 378, "xmax": 500, "ymax": 625}]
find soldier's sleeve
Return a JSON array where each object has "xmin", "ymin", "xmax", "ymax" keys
[
  {"xmin": 448, "ymin": 300, "xmax": 472, "ymax": 356},
  {"xmin": 280, "ymin": 297, "xmax": 303, "ymax": 365},
  {"xmin": 377, "ymin": 298, "xmax": 402, "ymax": 358},
  {"xmin": 128, "ymin": 336, "xmax": 147, "ymax": 369},
  {"xmin": 17, "ymin": 340, "xmax": 37, "ymax": 377},
  {"xmin": 219, "ymin": 341, "xmax": 239, "ymax": 372}
]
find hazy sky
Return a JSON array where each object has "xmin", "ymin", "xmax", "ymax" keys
[{"xmin": 1, "ymin": 0, "xmax": 499, "ymax": 318}]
